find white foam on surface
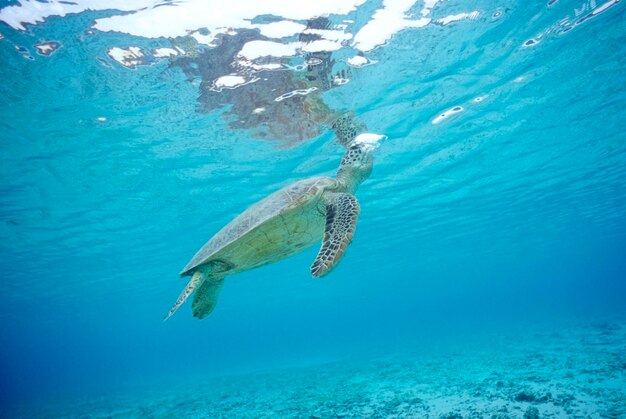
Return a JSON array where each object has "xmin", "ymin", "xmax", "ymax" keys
[
  {"xmin": 239, "ymin": 40, "xmax": 299, "ymax": 60},
  {"xmin": 254, "ymin": 21, "xmax": 307, "ymax": 38},
  {"xmin": 34, "ymin": 42, "xmax": 59, "ymax": 55},
  {"xmin": 210, "ymin": 75, "xmax": 259, "ymax": 92},
  {"xmin": 436, "ymin": 11, "xmax": 479, "ymax": 25},
  {"xmin": 190, "ymin": 32, "xmax": 217, "ymax": 46},
  {"xmin": 153, "ymin": 48, "xmax": 179, "ymax": 58},
  {"xmin": 421, "ymin": 0, "xmax": 439, "ymax": 16},
  {"xmin": 107, "ymin": 46, "xmax": 145, "ymax": 68},
  {"xmin": 346, "ymin": 55, "xmax": 377, "ymax": 68},
  {"xmin": 347, "ymin": 56, "xmax": 368, "ymax": 67},
  {"xmin": 0, "ymin": 0, "xmax": 155, "ymax": 31},
  {"xmin": 352, "ymin": 0, "xmax": 435, "ymax": 51},
  {"xmin": 238, "ymin": 38, "xmax": 343, "ymax": 60},
  {"xmin": 251, "ymin": 63, "xmax": 284, "ymax": 71},
  {"xmin": 274, "ymin": 87, "xmax": 318, "ymax": 102},
  {"xmin": 354, "ymin": 133, "xmax": 386, "ymax": 144},
  {"xmin": 93, "ymin": 0, "xmax": 367, "ymax": 40},
  {"xmin": 214, "ymin": 75, "xmax": 247, "ymax": 88},
  {"xmin": 301, "ymin": 39, "xmax": 343, "ymax": 53},
  {"xmin": 302, "ymin": 29, "xmax": 353, "ymax": 42},
  {"xmin": 0, "ymin": 0, "xmax": 484, "ymax": 70},
  {"xmin": 353, "ymin": 133, "xmax": 387, "ymax": 150}
]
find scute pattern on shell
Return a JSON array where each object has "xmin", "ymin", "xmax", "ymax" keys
[{"xmin": 181, "ymin": 176, "xmax": 337, "ymax": 275}]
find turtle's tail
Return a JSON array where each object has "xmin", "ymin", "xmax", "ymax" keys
[{"xmin": 163, "ymin": 271, "xmax": 204, "ymax": 321}]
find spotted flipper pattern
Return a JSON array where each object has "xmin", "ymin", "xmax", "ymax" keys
[
  {"xmin": 164, "ymin": 271, "xmax": 204, "ymax": 321},
  {"xmin": 192, "ymin": 275, "xmax": 225, "ymax": 319},
  {"xmin": 311, "ymin": 193, "xmax": 360, "ymax": 277}
]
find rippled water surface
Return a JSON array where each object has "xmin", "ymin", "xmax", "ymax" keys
[{"xmin": 1, "ymin": 0, "xmax": 625, "ymax": 416}]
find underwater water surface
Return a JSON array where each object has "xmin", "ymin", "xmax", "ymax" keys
[{"xmin": 0, "ymin": 0, "xmax": 625, "ymax": 417}]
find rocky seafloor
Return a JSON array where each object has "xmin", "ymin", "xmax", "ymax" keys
[{"xmin": 4, "ymin": 319, "xmax": 625, "ymax": 418}]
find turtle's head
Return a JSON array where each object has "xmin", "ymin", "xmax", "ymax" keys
[{"xmin": 336, "ymin": 133, "xmax": 385, "ymax": 193}]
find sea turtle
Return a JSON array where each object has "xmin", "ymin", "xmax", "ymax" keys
[{"xmin": 164, "ymin": 135, "xmax": 379, "ymax": 320}]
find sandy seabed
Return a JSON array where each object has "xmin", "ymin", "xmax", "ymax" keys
[{"xmin": 5, "ymin": 319, "xmax": 625, "ymax": 418}]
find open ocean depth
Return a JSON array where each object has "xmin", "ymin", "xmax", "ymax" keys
[{"xmin": 0, "ymin": 0, "xmax": 625, "ymax": 417}]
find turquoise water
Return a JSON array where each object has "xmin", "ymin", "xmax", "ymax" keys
[{"xmin": 1, "ymin": 0, "xmax": 625, "ymax": 417}]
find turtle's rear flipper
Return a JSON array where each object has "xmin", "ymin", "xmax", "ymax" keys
[
  {"xmin": 311, "ymin": 193, "xmax": 360, "ymax": 277},
  {"xmin": 192, "ymin": 275, "xmax": 225, "ymax": 319},
  {"xmin": 164, "ymin": 271, "xmax": 204, "ymax": 321}
]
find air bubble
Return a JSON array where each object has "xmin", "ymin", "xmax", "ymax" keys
[
  {"xmin": 432, "ymin": 106, "xmax": 464, "ymax": 124},
  {"xmin": 274, "ymin": 87, "xmax": 318, "ymax": 102},
  {"xmin": 523, "ymin": 39, "xmax": 539, "ymax": 47},
  {"xmin": 35, "ymin": 41, "xmax": 61, "ymax": 56}
]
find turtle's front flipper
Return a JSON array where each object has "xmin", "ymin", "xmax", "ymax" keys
[
  {"xmin": 164, "ymin": 271, "xmax": 205, "ymax": 321},
  {"xmin": 192, "ymin": 275, "xmax": 225, "ymax": 319},
  {"xmin": 311, "ymin": 193, "xmax": 360, "ymax": 277}
]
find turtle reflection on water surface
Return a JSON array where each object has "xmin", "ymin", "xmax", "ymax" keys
[{"xmin": 171, "ymin": 17, "xmax": 354, "ymax": 146}]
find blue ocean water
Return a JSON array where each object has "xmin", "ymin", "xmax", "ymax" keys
[{"xmin": 1, "ymin": 0, "xmax": 625, "ymax": 417}]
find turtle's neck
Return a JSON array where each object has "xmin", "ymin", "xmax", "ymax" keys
[{"xmin": 336, "ymin": 165, "xmax": 369, "ymax": 194}]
